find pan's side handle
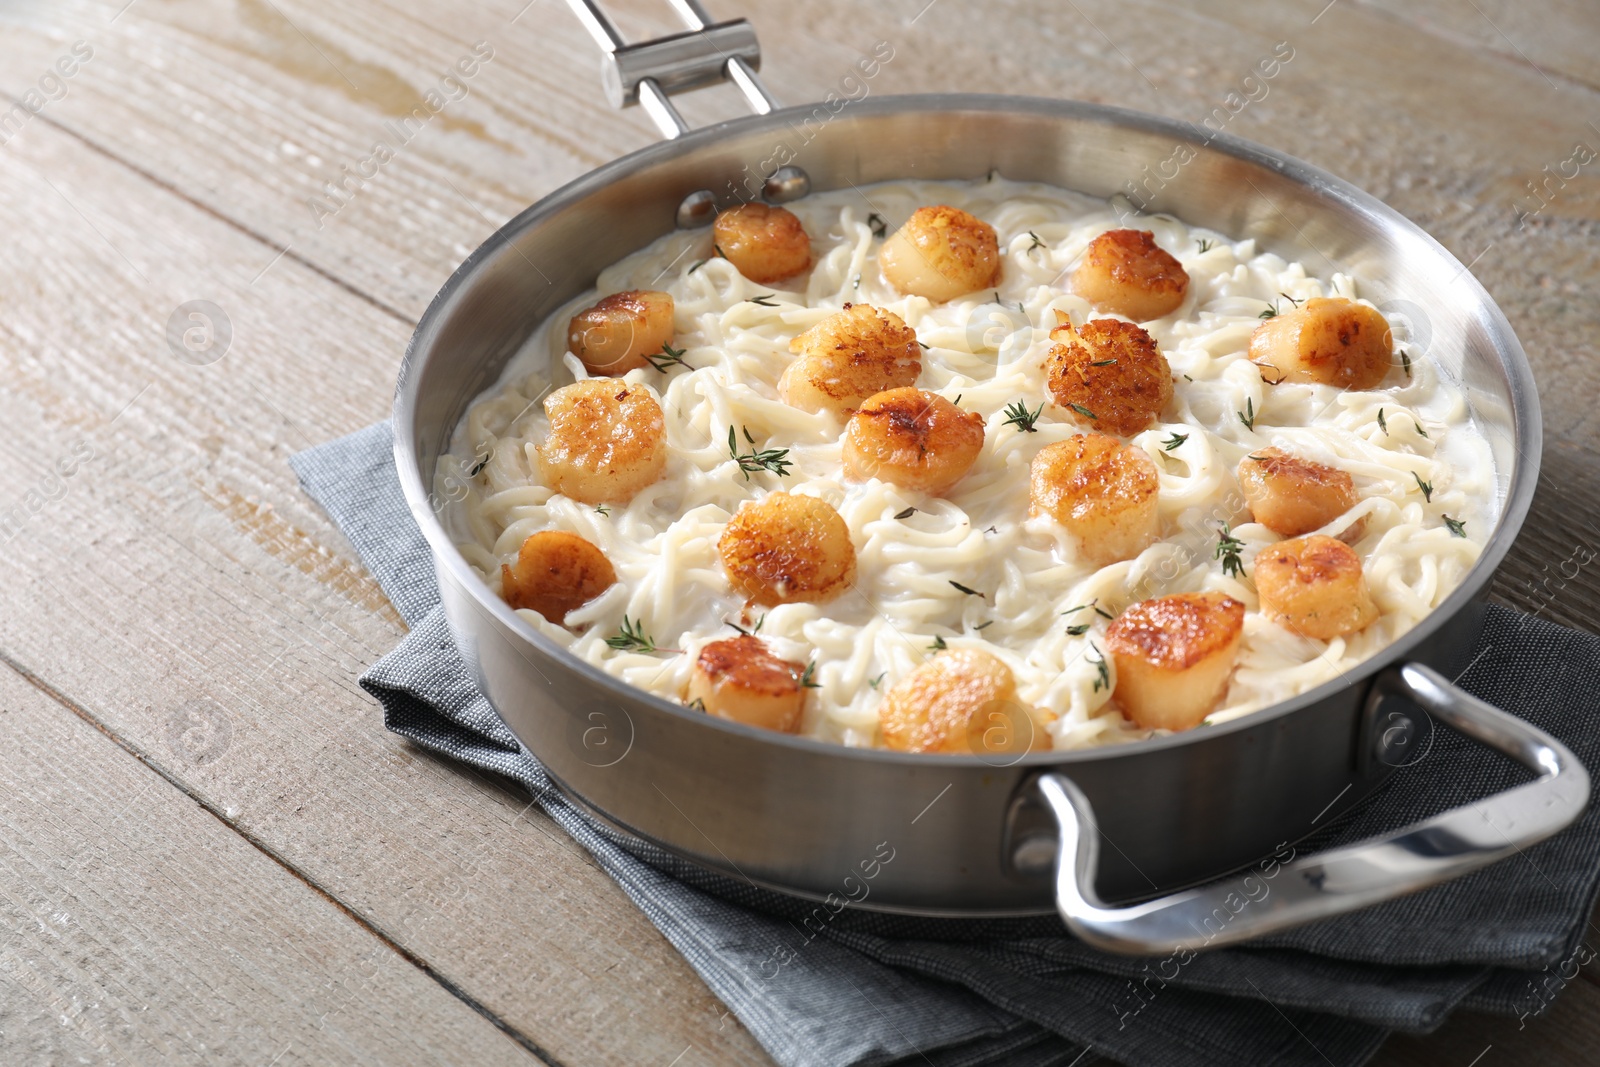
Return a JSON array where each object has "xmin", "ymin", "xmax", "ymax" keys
[
  {"xmin": 1039, "ymin": 662, "xmax": 1590, "ymax": 955},
  {"xmin": 566, "ymin": 0, "xmax": 779, "ymax": 139}
]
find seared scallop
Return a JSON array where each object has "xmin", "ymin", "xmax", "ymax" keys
[
  {"xmin": 1105, "ymin": 591, "xmax": 1245, "ymax": 732},
  {"xmin": 1237, "ymin": 447, "xmax": 1364, "ymax": 540},
  {"xmin": 713, "ymin": 203, "xmax": 812, "ymax": 284},
  {"xmin": 1045, "ymin": 316, "xmax": 1174, "ymax": 436},
  {"xmin": 1255, "ymin": 534, "xmax": 1379, "ymax": 640},
  {"xmin": 878, "ymin": 205, "xmax": 1001, "ymax": 302},
  {"xmin": 688, "ymin": 635, "xmax": 806, "ymax": 733},
  {"xmin": 1029, "ymin": 434, "xmax": 1160, "ymax": 566},
  {"xmin": 780, "ymin": 304, "xmax": 922, "ymax": 417},
  {"xmin": 536, "ymin": 379, "xmax": 667, "ymax": 505},
  {"xmin": 566, "ymin": 289, "xmax": 675, "ymax": 375},
  {"xmin": 878, "ymin": 649, "xmax": 1046, "ymax": 755},
  {"xmin": 843, "ymin": 388, "xmax": 985, "ymax": 495},
  {"xmin": 1070, "ymin": 229, "xmax": 1189, "ymax": 321},
  {"xmin": 1249, "ymin": 297, "xmax": 1394, "ymax": 390},
  {"xmin": 500, "ymin": 530, "xmax": 616, "ymax": 625},
  {"xmin": 718, "ymin": 492, "xmax": 857, "ymax": 606}
]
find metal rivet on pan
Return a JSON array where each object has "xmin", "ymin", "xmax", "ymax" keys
[
  {"xmin": 763, "ymin": 165, "xmax": 810, "ymax": 203},
  {"xmin": 1010, "ymin": 833, "xmax": 1058, "ymax": 876},
  {"xmin": 676, "ymin": 189, "xmax": 717, "ymax": 229}
]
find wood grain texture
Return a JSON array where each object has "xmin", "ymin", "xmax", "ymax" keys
[
  {"xmin": 0, "ymin": 644, "xmax": 534, "ymax": 1066},
  {"xmin": 0, "ymin": 0, "xmax": 1597, "ymax": 1065},
  {"xmin": 0, "ymin": 118, "xmax": 768, "ymax": 1066}
]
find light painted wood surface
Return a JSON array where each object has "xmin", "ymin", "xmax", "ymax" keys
[
  {"xmin": 0, "ymin": 0, "xmax": 1597, "ymax": 1065},
  {"xmin": 0, "ymin": 644, "xmax": 532, "ymax": 1065}
]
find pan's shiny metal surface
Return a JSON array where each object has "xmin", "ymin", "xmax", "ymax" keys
[{"xmin": 393, "ymin": 94, "xmax": 1552, "ymax": 932}]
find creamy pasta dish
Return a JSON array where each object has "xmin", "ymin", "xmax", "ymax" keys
[{"xmin": 436, "ymin": 178, "xmax": 1493, "ymax": 755}]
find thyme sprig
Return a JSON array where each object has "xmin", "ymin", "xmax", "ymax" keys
[
  {"xmin": 1002, "ymin": 399, "xmax": 1044, "ymax": 433},
  {"xmin": 1238, "ymin": 397, "xmax": 1256, "ymax": 431},
  {"xmin": 1216, "ymin": 523, "xmax": 1246, "ymax": 579},
  {"xmin": 746, "ymin": 293, "xmax": 780, "ymax": 307},
  {"xmin": 1413, "ymin": 471, "xmax": 1434, "ymax": 502},
  {"xmin": 1162, "ymin": 432, "xmax": 1189, "ymax": 451},
  {"xmin": 1068, "ymin": 402, "xmax": 1098, "ymax": 421},
  {"xmin": 798, "ymin": 661, "xmax": 821, "ymax": 688},
  {"xmin": 728, "ymin": 426, "xmax": 794, "ymax": 479},
  {"xmin": 645, "ymin": 342, "xmax": 690, "ymax": 372},
  {"xmin": 1088, "ymin": 643, "xmax": 1109, "ymax": 692},
  {"xmin": 1443, "ymin": 515, "xmax": 1467, "ymax": 538},
  {"xmin": 928, "ymin": 634, "xmax": 948, "ymax": 652},
  {"xmin": 606, "ymin": 615, "xmax": 678, "ymax": 654},
  {"xmin": 1027, "ymin": 231, "xmax": 1045, "ymax": 252},
  {"xmin": 1196, "ymin": 237, "xmax": 1213, "ymax": 252}
]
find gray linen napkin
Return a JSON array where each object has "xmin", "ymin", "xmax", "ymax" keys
[{"xmin": 293, "ymin": 421, "xmax": 1600, "ymax": 1067}]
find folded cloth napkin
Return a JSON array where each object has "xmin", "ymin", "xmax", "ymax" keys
[{"xmin": 293, "ymin": 422, "xmax": 1600, "ymax": 1067}]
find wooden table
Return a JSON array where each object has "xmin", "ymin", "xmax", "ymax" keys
[{"xmin": 1, "ymin": 0, "xmax": 1596, "ymax": 1063}]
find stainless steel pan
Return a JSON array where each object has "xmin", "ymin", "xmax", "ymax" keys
[{"xmin": 392, "ymin": 0, "xmax": 1588, "ymax": 954}]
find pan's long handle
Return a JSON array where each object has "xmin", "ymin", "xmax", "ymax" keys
[
  {"xmin": 1040, "ymin": 662, "xmax": 1590, "ymax": 955},
  {"xmin": 565, "ymin": 0, "xmax": 779, "ymax": 139}
]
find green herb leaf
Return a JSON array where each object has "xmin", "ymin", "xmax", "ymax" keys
[
  {"xmin": 1088, "ymin": 643, "xmax": 1109, "ymax": 692},
  {"xmin": 1068, "ymin": 403, "xmax": 1098, "ymax": 421},
  {"xmin": 747, "ymin": 293, "xmax": 779, "ymax": 307},
  {"xmin": 594, "ymin": 504, "xmax": 610, "ymax": 517},
  {"xmin": 1238, "ymin": 397, "xmax": 1256, "ymax": 431},
  {"xmin": 928, "ymin": 635, "xmax": 948, "ymax": 652},
  {"xmin": 798, "ymin": 661, "xmax": 821, "ymax": 688},
  {"xmin": 1412, "ymin": 471, "xmax": 1434, "ymax": 502},
  {"xmin": 688, "ymin": 259, "xmax": 707, "ymax": 274},
  {"xmin": 1215, "ymin": 523, "xmax": 1246, "ymax": 579},
  {"xmin": 1443, "ymin": 514, "xmax": 1467, "ymax": 537},
  {"xmin": 1258, "ymin": 302, "xmax": 1279, "ymax": 320},
  {"xmin": 645, "ymin": 341, "xmax": 690, "ymax": 372},
  {"xmin": 1196, "ymin": 238, "xmax": 1213, "ymax": 253},
  {"xmin": 728, "ymin": 425, "xmax": 794, "ymax": 479},
  {"xmin": 867, "ymin": 212, "xmax": 887, "ymax": 238},
  {"xmin": 1001, "ymin": 399, "xmax": 1044, "ymax": 433},
  {"xmin": 894, "ymin": 506, "xmax": 917, "ymax": 520},
  {"xmin": 1401, "ymin": 350, "xmax": 1413, "ymax": 378},
  {"xmin": 607, "ymin": 615, "xmax": 673, "ymax": 654},
  {"xmin": 1280, "ymin": 292, "xmax": 1303, "ymax": 308},
  {"xmin": 686, "ymin": 696, "xmax": 707, "ymax": 712},
  {"xmin": 973, "ymin": 620, "xmax": 995, "ymax": 630},
  {"xmin": 467, "ymin": 450, "xmax": 492, "ymax": 477},
  {"xmin": 1066, "ymin": 623, "xmax": 1091, "ymax": 636},
  {"xmin": 868, "ymin": 672, "xmax": 886, "ymax": 689},
  {"xmin": 1162, "ymin": 432, "xmax": 1189, "ymax": 451},
  {"xmin": 1413, "ymin": 419, "xmax": 1428, "ymax": 439},
  {"xmin": 1027, "ymin": 231, "xmax": 1045, "ymax": 252},
  {"xmin": 917, "ymin": 340, "xmax": 930, "ymax": 350},
  {"xmin": 1377, "ymin": 407, "xmax": 1388, "ymax": 435},
  {"xmin": 949, "ymin": 580, "xmax": 984, "ymax": 598},
  {"xmin": 1089, "ymin": 358, "xmax": 1118, "ymax": 367}
]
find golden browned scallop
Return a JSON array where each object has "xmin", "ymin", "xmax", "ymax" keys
[
  {"xmin": 1249, "ymin": 297, "xmax": 1394, "ymax": 390},
  {"xmin": 712, "ymin": 202, "xmax": 812, "ymax": 284},
  {"xmin": 1045, "ymin": 316, "xmax": 1174, "ymax": 437},
  {"xmin": 1029, "ymin": 434, "xmax": 1160, "ymax": 565},
  {"xmin": 1255, "ymin": 535, "xmax": 1380, "ymax": 640},
  {"xmin": 566, "ymin": 289, "xmax": 675, "ymax": 375},
  {"xmin": 1237, "ymin": 447, "xmax": 1364, "ymax": 541},
  {"xmin": 536, "ymin": 379, "xmax": 667, "ymax": 505},
  {"xmin": 878, "ymin": 205, "xmax": 1001, "ymax": 302},
  {"xmin": 780, "ymin": 304, "xmax": 923, "ymax": 417},
  {"xmin": 500, "ymin": 530, "xmax": 617, "ymax": 625},
  {"xmin": 1070, "ymin": 229, "xmax": 1190, "ymax": 321},
  {"xmin": 842, "ymin": 388, "xmax": 985, "ymax": 495},
  {"xmin": 878, "ymin": 649, "xmax": 1048, "ymax": 755},
  {"xmin": 718, "ymin": 492, "xmax": 857, "ymax": 606},
  {"xmin": 687, "ymin": 635, "xmax": 806, "ymax": 733},
  {"xmin": 1105, "ymin": 592, "xmax": 1245, "ymax": 732}
]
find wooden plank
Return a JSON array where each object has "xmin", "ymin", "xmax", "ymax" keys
[
  {"xmin": 0, "ymin": 118, "xmax": 771, "ymax": 1066},
  {"xmin": 0, "ymin": 650, "xmax": 535, "ymax": 1066},
  {"xmin": 1356, "ymin": 0, "xmax": 1600, "ymax": 95},
  {"xmin": 0, "ymin": 1, "xmax": 1597, "ymax": 1065}
]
